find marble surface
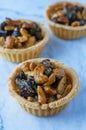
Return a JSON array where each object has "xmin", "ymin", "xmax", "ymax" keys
[{"xmin": 0, "ymin": 0, "xmax": 86, "ymax": 130}]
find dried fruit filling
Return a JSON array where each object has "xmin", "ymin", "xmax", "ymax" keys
[
  {"xmin": 49, "ymin": 2, "xmax": 86, "ymax": 27},
  {"xmin": 14, "ymin": 59, "xmax": 72, "ymax": 104},
  {"xmin": 0, "ymin": 18, "xmax": 43, "ymax": 49}
]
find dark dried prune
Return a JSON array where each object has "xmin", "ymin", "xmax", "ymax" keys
[
  {"xmin": 6, "ymin": 30, "xmax": 13, "ymax": 36},
  {"xmin": 12, "ymin": 27, "xmax": 21, "ymax": 37},
  {"xmin": 72, "ymin": 6, "xmax": 79, "ymax": 12},
  {"xmin": 20, "ymin": 89, "xmax": 30, "ymax": 98},
  {"xmin": 51, "ymin": 75, "xmax": 62, "ymax": 88},
  {"xmin": 29, "ymin": 28, "xmax": 35, "ymax": 35},
  {"xmin": 78, "ymin": 6, "xmax": 84, "ymax": 12},
  {"xmin": 0, "ymin": 22, "xmax": 7, "ymax": 30},
  {"xmin": 15, "ymin": 71, "xmax": 26, "ymax": 80},
  {"xmin": 63, "ymin": 7, "xmax": 70, "ymax": 15},
  {"xmin": 15, "ymin": 79, "xmax": 28, "ymax": 89},
  {"xmin": 41, "ymin": 59, "xmax": 53, "ymax": 69},
  {"xmin": 35, "ymin": 26, "xmax": 41, "ymax": 32},
  {"xmin": 27, "ymin": 76, "xmax": 37, "ymax": 91},
  {"xmin": 67, "ymin": 10, "xmax": 77, "ymax": 22},
  {"xmin": 0, "ymin": 30, "xmax": 7, "ymax": 37},
  {"xmin": 44, "ymin": 67, "xmax": 52, "ymax": 77},
  {"xmin": 42, "ymin": 59, "xmax": 53, "ymax": 77},
  {"xmin": 15, "ymin": 78, "xmax": 36, "ymax": 98},
  {"xmin": 80, "ymin": 20, "xmax": 86, "ymax": 26},
  {"xmin": 35, "ymin": 32, "xmax": 43, "ymax": 40},
  {"xmin": 19, "ymin": 71, "xmax": 26, "ymax": 79}
]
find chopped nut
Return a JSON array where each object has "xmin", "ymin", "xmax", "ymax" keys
[
  {"xmin": 57, "ymin": 10, "xmax": 65, "ymax": 17},
  {"xmin": 29, "ymin": 62, "xmax": 37, "ymax": 71},
  {"xmin": 4, "ymin": 25, "xmax": 15, "ymax": 31},
  {"xmin": 18, "ymin": 36, "xmax": 28, "ymax": 43},
  {"xmin": 44, "ymin": 86, "xmax": 57, "ymax": 95},
  {"xmin": 37, "ymin": 86, "xmax": 46, "ymax": 104},
  {"xmin": 21, "ymin": 62, "xmax": 30, "ymax": 72},
  {"xmin": 58, "ymin": 16, "xmax": 69, "ymax": 24},
  {"xmin": 44, "ymin": 73, "xmax": 56, "ymax": 86},
  {"xmin": 53, "ymin": 68, "xmax": 65, "ymax": 77},
  {"xmin": 5, "ymin": 36, "xmax": 15, "ymax": 49},
  {"xmin": 64, "ymin": 2, "xmax": 74, "ymax": 8},
  {"xmin": 0, "ymin": 37, "xmax": 5, "ymax": 46},
  {"xmin": 63, "ymin": 84, "xmax": 72, "ymax": 97},
  {"xmin": 27, "ymin": 96, "xmax": 34, "ymax": 102},
  {"xmin": 26, "ymin": 36, "xmax": 36, "ymax": 47},
  {"xmin": 71, "ymin": 21, "xmax": 80, "ymax": 27},
  {"xmin": 34, "ymin": 64, "xmax": 48, "ymax": 84},
  {"xmin": 57, "ymin": 76, "xmax": 66, "ymax": 94},
  {"xmin": 54, "ymin": 4, "xmax": 64, "ymax": 11},
  {"xmin": 22, "ymin": 22, "xmax": 33, "ymax": 29},
  {"xmin": 82, "ymin": 8, "xmax": 86, "ymax": 19},
  {"xmin": 5, "ymin": 18, "xmax": 21, "ymax": 26},
  {"xmin": 20, "ymin": 28, "xmax": 31, "ymax": 37},
  {"xmin": 57, "ymin": 94, "xmax": 62, "ymax": 99},
  {"xmin": 77, "ymin": 11, "xmax": 82, "ymax": 20}
]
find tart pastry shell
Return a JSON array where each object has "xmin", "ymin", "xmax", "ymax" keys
[{"xmin": 8, "ymin": 58, "xmax": 80, "ymax": 116}]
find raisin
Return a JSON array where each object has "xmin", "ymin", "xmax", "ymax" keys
[
  {"xmin": 35, "ymin": 26, "xmax": 41, "ymax": 32},
  {"xmin": 20, "ymin": 89, "xmax": 30, "ymax": 98},
  {"xmin": 29, "ymin": 28, "xmax": 35, "ymax": 35},
  {"xmin": 63, "ymin": 7, "xmax": 70, "ymax": 15},
  {"xmin": 80, "ymin": 20, "xmax": 86, "ymax": 26},
  {"xmin": 6, "ymin": 30, "xmax": 13, "ymax": 36},
  {"xmin": 67, "ymin": 10, "xmax": 77, "ymax": 22},
  {"xmin": 44, "ymin": 67, "xmax": 52, "ymax": 77},
  {"xmin": 15, "ymin": 71, "xmax": 26, "ymax": 80},
  {"xmin": 15, "ymin": 78, "xmax": 36, "ymax": 98},
  {"xmin": 35, "ymin": 32, "xmax": 43, "ymax": 41},
  {"xmin": 78, "ymin": 6, "xmax": 84, "ymax": 12},
  {"xmin": 51, "ymin": 75, "xmax": 62, "ymax": 88},
  {"xmin": 27, "ymin": 76, "xmax": 37, "ymax": 91},
  {"xmin": 0, "ymin": 30, "xmax": 7, "ymax": 37},
  {"xmin": 12, "ymin": 27, "xmax": 21, "ymax": 37},
  {"xmin": 72, "ymin": 6, "xmax": 79, "ymax": 12},
  {"xmin": 0, "ymin": 22, "xmax": 7, "ymax": 30},
  {"xmin": 41, "ymin": 59, "xmax": 53, "ymax": 69}
]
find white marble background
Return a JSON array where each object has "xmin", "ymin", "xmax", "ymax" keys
[{"xmin": 0, "ymin": 0, "xmax": 86, "ymax": 130}]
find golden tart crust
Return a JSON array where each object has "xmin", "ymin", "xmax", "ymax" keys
[{"xmin": 8, "ymin": 58, "xmax": 80, "ymax": 116}]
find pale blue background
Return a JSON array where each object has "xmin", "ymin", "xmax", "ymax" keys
[{"xmin": 0, "ymin": 0, "xmax": 86, "ymax": 130}]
